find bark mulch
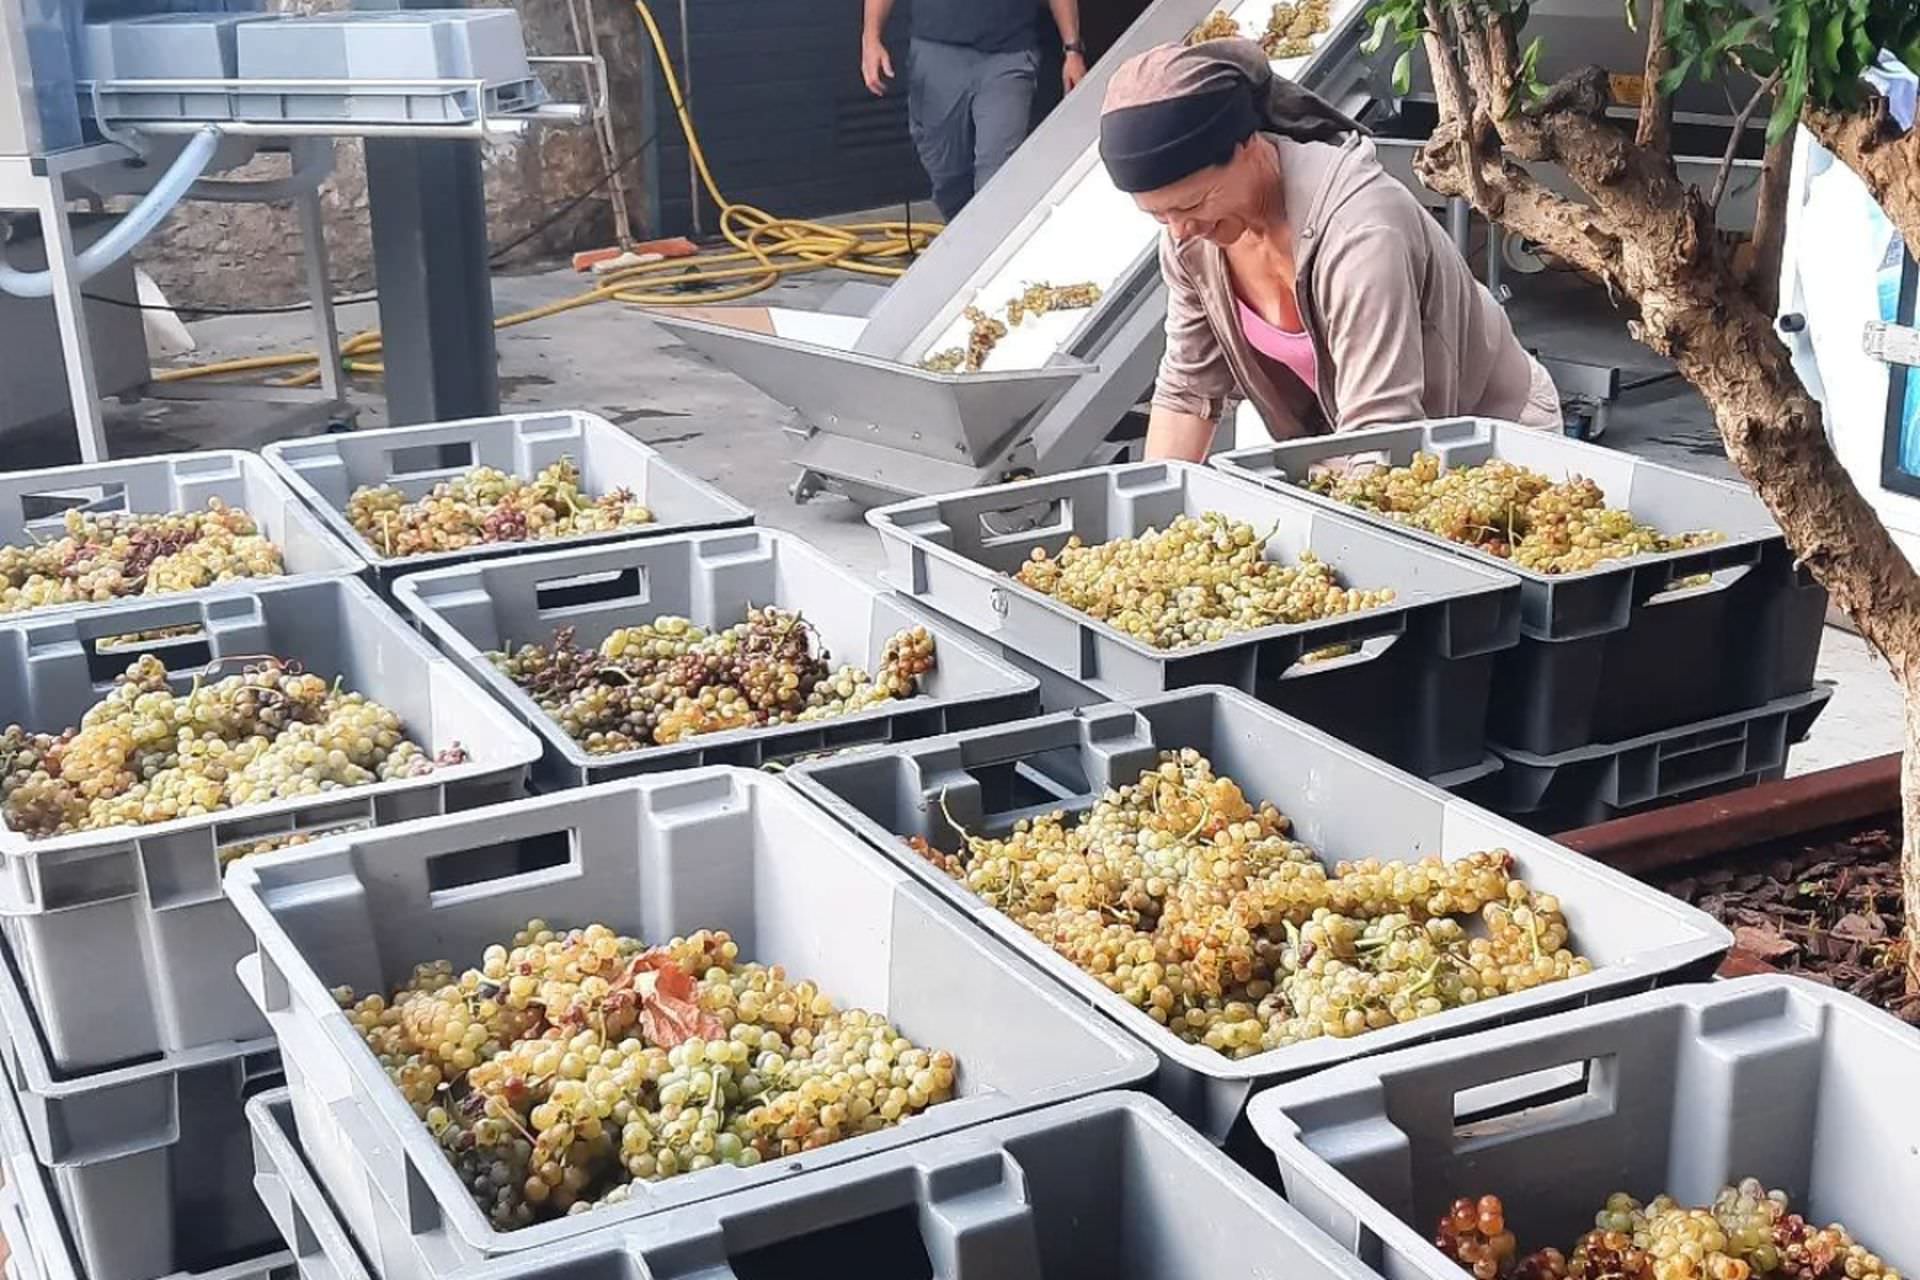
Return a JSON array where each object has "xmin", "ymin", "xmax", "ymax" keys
[{"xmin": 1655, "ymin": 824, "xmax": 1919, "ymax": 1025}]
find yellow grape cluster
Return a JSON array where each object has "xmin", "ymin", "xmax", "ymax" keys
[
  {"xmin": 0, "ymin": 501, "xmax": 283, "ymax": 617},
  {"xmin": 346, "ymin": 457, "xmax": 652, "ymax": 558},
  {"xmin": 339, "ymin": 921, "xmax": 956, "ymax": 1228},
  {"xmin": 1014, "ymin": 512, "xmax": 1394, "ymax": 648},
  {"xmin": 908, "ymin": 749, "xmax": 1590, "ymax": 1057},
  {"xmin": 1311, "ymin": 452, "xmax": 1720, "ymax": 574},
  {"xmin": 0, "ymin": 654, "xmax": 456, "ymax": 838},
  {"xmin": 1439, "ymin": 1183, "xmax": 1899, "ymax": 1280}
]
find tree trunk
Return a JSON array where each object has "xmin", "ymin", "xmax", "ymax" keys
[
  {"xmin": 1411, "ymin": 22, "xmax": 1920, "ymax": 988},
  {"xmin": 1640, "ymin": 263, "xmax": 1920, "ymax": 992}
]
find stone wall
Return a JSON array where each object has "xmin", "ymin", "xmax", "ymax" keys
[{"xmin": 134, "ymin": 0, "xmax": 654, "ymax": 308}]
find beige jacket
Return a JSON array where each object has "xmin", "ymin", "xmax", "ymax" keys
[{"xmin": 1153, "ymin": 131, "xmax": 1544, "ymax": 437}]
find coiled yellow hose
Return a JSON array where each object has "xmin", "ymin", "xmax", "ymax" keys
[{"xmin": 156, "ymin": 0, "xmax": 938, "ymax": 387}]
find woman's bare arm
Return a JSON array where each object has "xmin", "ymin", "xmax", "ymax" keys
[{"xmin": 1144, "ymin": 405, "xmax": 1220, "ymax": 461}]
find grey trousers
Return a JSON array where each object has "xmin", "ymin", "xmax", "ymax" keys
[{"xmin": 907, "ymin": 38, "xmax": 1040, "ymax": 220}]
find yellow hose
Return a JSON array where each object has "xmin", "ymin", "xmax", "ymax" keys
[{"xmin": 160, "ymin": 0, "xmax": 939, "ymax": 387}]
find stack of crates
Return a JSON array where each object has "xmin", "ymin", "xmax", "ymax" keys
[
  {"xmin": 862, "ymin": 458, "xmax": 1527, "ymax": 789},
  {"xmin": 0, "ymin": 424, "xmax": 698, "ymax": 1279},
  {"xmin": 1217, "ymin": 418, "xmax": 1832, "ymax": 828}
]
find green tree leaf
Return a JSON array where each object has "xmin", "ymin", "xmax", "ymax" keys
[
  {"xmin": 1393, "ymin": 48, "xmax": 1414, "ymax": 95},
  {"xmin": 1818, "ymin": 12, "xmax": 1846, "ymax": 76},
  {"xmin": 1363, "ymin": 11, "xmax": 1392, "ymax": 55}
]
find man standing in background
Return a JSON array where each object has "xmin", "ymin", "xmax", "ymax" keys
[{"xmin": 861, "ymin": 0, "xmax": 1088, "ymax": 220}]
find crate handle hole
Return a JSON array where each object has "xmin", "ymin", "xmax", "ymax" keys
[
  {"xmin": 1453, "ymin": 1056, "xmax": 1615, "ymax": 1142},
  {"xmin": 1275, "ymin": 633, "xmax": 1398, "ymax": 680},
  {"xmin": 84, "ymin": 624, "xmax": 212, "ymax": 685},
  {"xmin": 427, "ymin": 829, "xmax": 579, "ymax": 904},
  {"xmin": 535, "ymin": 566, "xmax": 649, "ymax": 612},
  {"xmin": 976, "ymin": 498, "xmax": 1072, "ymax": 548},
  {"xmin": 1645, "ymin": 564, "xmax": 1750, "ymax": 606},
  {"xmin": 726, "ymin": 1203, "xmax": 934, "ymax": 1280},
  {"xmin": 21, "ymin": 481, "xmax": 127, "ymax": 527},
  {"xmin": 386, "ymin": 440, "xmax": 474, "ymax": 476}
]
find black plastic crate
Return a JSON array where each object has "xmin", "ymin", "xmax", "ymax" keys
[
  {"xmin": 869, "ymin": 461, "xmax": 1524, "ymax": 778},
  {"xmin": 1459, "ymin": 684, "xmax": 1833, "ymax": 830},
  {"xmin": 1218, "ymin": 419, "xmax": 1830, "ymax": 755}
]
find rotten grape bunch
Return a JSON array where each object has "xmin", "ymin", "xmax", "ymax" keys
[
  {"xmin": 1014, "ymin": 511, "xmax": 1394, "ymax": 649},
  {"xmin": 339, "ymin": 921, "xmax": 957, "ymax": 1227},
  {"xmin": 1436, "ymin": 1184, "xmax": 1900, "ymax": 1280},
  {"xmin": 0, "ymin": 654, "xmax": 462, "ymax": 841},
  {"xmin": 488, "ymin": 609, "xmax": 937, "ymax": 752},
  {"xmin": 345, "ymin": 457, "xmax": 654, "ymax": 559},
  {"xmin": 907, "ymin": 749, "xmax": 1591, "ymax": 1057},
  {"xmin": 0, "ymin": 499, "xmax": 285, "ymax": 616},
  {"xmin": 1310, "ymin": 453, "xmax": 1722, "ymax": 574}
]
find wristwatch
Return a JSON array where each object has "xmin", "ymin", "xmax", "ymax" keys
[{"xmin": 1063, "ymin": 39, "xmax": 1086, "ymax": 55}]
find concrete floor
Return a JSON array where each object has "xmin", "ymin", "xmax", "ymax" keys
[{"xmin": 48, "ymin": 254, "xmax": 1904, "ymax": 778}]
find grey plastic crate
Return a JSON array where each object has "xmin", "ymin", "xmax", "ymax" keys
[
  {"xmin": 1247, "ymin": 978, "xmax": 1920, "ymax": 1280},
  {"xmin": 0, "ymin": 577, "xmax": 541, "ymax": 1074},
  {"xmin": 868, "ymin": 461, "xmax": 1524, "ymax": 779},
  {"xmin": 262, "ymin": 412, "xmax": 752, "ymax": 591},
  {"xmin": 0, "ymin": 935, "xmax": 286, "ymax": 1280},
  {"xmin": 0, "ymin": 451, "xmax": 360, "ymax": 624},
  {"xmin": 247, "ymin": 1092, "xmax": 372, "ymax": 1280},
  {"xmin": 1215, "ymin": 418, "xmax": 1829, "ymax": 755},
  {"xmin": 1, "ymin": 1076, "xmax": 294, "ymax": 1280},
  {"xmin": 80, "ymin": 15, "xmax": 268, "ymax": 122},
  {"xmin": 784, "ymin": 688, "xmax": 1732, "ymax": 1143},
  {"xmin": 1461, "ymin": 684, "xmax": 1833, "ymax": 830},
  {"xmin": 233, "ymin": 11, "xmax": 541, "ymax": 125},
  {"xmin": 249, "ymin": 1087, "xmax": 1387, "ymax": 1280},
  {"xmin": 393, "ymin": 528, "xmax": 1041, "ymax": 786},
  {"xmin": 222, "ymin": 770, "xmax": 1156, "ymax": 1274}
]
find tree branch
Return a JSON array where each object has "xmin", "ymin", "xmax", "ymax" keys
[
  {"xmin": 1421, "ymin": 3, "xmax": 1497, "ymax": 213},
  {"xmin": 1708, "ymin": 70, "xmax": 1781, "ymax": 214},
  {"xmin": 1805, "ymin": 97, "xmax": 1920, "ymax": 248},
  {"xmin": 1415, "ymin": 129, "xmax": 1622, "ymax": 283},
  {"xmin": 1449, "ymin": 0, "xmax": 1500, "ymax": 118},
  {"xmin": 1422, "ymin": 0, "xmax": 1471, "ymax": 126},
  {"xmin": 1739, "ymin": 127, "xmax": 1794, "ymax": 315},
  {"xmin": 1635, "ymin": 0, "xmax": 1672, "ymax": 152}
]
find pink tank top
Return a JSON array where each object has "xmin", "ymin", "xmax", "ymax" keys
[{"xmin": 1237, "ymin": 298, "xmax": 1318, "ymax": 393}]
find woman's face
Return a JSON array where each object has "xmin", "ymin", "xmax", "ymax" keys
[{"xmin": 1130, "ymin": 140, "xmax": 1263, "ymax": 247}]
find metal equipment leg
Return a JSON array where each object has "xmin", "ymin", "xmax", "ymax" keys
[
  {"xmin": 364, "ymin": 137, "xmax": 499, "ymax": 424},
  {"xmin": 1447, "ymin": 196, "xmax": 1472, "ymax": 256},
  {"xmin": 36, "ymin": 171, "xmax": 110, "ymax": 461},
  {"xmin": 296, "ymin": 183, "xmax": 346, "ymax": 407}
]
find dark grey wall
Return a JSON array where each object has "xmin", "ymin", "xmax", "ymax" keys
[{"xmin": 641, "ymin": 0, "xmax": 930, "ymax": 237}]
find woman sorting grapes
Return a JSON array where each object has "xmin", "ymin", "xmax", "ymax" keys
[{"xmin": 1098, "ymin": 38, "xmax": 1562, "ymax": 461}]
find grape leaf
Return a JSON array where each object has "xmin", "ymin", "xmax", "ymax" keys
[{"xmin": 627, "ymin": 950, "xmax": 726, "ymax": 1048}]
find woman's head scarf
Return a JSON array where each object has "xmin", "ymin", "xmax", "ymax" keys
[{"xmin": 1098, "ymin": 37, "xmax": 1366, "ymax": 193}]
